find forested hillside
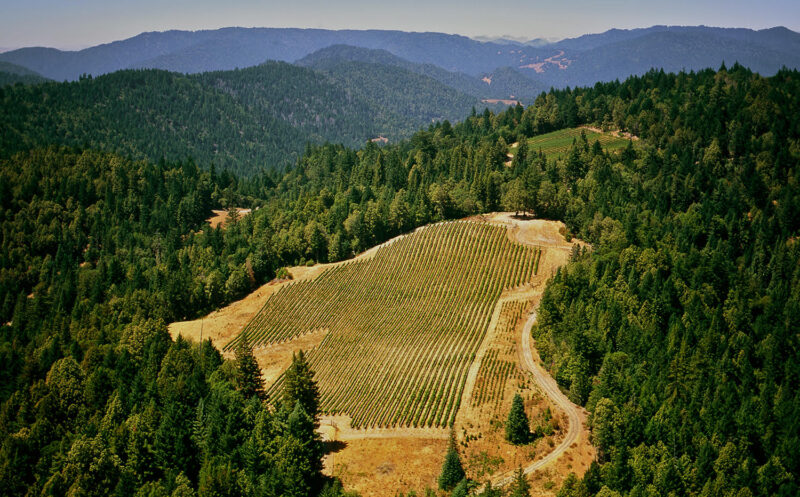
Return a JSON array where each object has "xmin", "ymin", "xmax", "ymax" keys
[
  {"xmin": 0, "ymin": 61, "xmax": 48, "ymax": 87},
  {"xmin": 1, "ymin": 63, "xmax": 798, "ymax": 496},
  {"xmin": 0, "ymin": 64, "xmax": 486, "ymax": 176}
]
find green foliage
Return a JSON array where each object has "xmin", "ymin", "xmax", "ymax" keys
[
  {"xmin": 509, "ymin": 467, "xmax": 531, "ymax": 497},
  {"xmin": 2, "ymin": 60, "xmax": 799, "ymax": 497},
  {"xmin": 451, "ymin": 478, "xmax": 469, "ymax": 497},
  {"xmin": 530, "ymin": 66, "xmax": 800, "ymax": 496},
  {"xmin": 505, "ymin": 393, "xmax": 531, "ymax": 445},
  {"xmin": 282, "ymin": 351, "xmax": 320, "ymax": 422},
  {"xmin": 233, "ymin": 336, "xmax": 265, "ymax": 401},
  {"xmin": 439, "ymin": 437, "xmax": 466, "ymax": 491}
]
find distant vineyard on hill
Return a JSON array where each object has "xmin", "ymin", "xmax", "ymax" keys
[
  {"xmin": 227, "ymin": 220, "xmax": 542, "ymax": 429},
  {"xmin": 526, "ymin": 127, "xmax": 632, "ymax": 159}
]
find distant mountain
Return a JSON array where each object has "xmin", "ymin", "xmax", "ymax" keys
[
  {"xmin": 298, "ymin": 45, "xmax": 502, "ymax": 99},
  {"xmin": 1, "ymin": 25, "xmax": 798, "ymax": 101},
  {"xmin": 532, "ymin": 26, "xmax": 800, "ymax": 87},
  {"xmin": 0, "ymin": 28, "xmax": 539, "ymax": 81},
  {"xmin": 0, "ymin": 61, "xmax": 49, "ymax": 86},
  {"xmin": 478, "ymin": 66, "xmax": 546, "ymax": 101}
]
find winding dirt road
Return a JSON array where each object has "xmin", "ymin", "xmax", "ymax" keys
[{"xmin": 486, "ymin": 310, "xmax": 583, "ymax": 487}]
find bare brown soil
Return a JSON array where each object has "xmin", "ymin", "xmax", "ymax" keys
[
  {"xmin": 580, "ymin": 125, "xmax": 640, "ymax": 141},
  {"xmin": 206, "ymin": 208, "xmax": 252, "ymax": 229},
  {"xmin": 519, "ymin": 50, "xmax": 572, "ymax": 73},
  {"xmin": 482, "ymin": 98, "xmax": 521, "ymax": 105}
]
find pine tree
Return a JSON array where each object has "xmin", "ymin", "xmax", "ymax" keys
[
  {"xmin": 509, "ymin": 467, "xmax": 531, "ymax": 497},
  {"xmin": 505, "ymin": 393, "xmax": 531, "ymax": 444},
  {"xmin": 234, "ymin": 335, "xmax": 265, "ymax": 401},
  {"xmin": 283, "ymin": 350, "xmax": 320, "ymax": 423},
  {"xmin": 438, "ymin": 435, "xmax": 465, "ymax": 490},
  {"xmin": 451, "ymin": 478, "xmax": 469, "ymax": 497}
]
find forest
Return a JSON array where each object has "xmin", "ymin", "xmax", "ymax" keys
[
  {"xmin": 0, "ymin": 61, "xmax": 490, "ymax": 176},
  {"xmin": 0, "ymin": 63, "xmax": 798, "ymax": 496}
]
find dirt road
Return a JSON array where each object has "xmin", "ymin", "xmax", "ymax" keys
[{"xmin": 484, "ymin": 310, "xmax": 583, "ymax": 487}]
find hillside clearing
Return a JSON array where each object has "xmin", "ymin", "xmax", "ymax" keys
[
  {"xmin": 527, "ymin": 127, "xmax": 632, "ymax": 159},
  {"xmin": 169, "ymin": 215, "xmax": 593, "ymax": 496}
]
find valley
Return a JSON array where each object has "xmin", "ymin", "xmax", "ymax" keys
[{"xmin": 1, "ymin": 15, "xmax": 798, "ymax": 495}]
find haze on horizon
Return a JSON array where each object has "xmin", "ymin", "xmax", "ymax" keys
[{"xmin": 1, "ymin": 0, "xmax": 799, "ymax": 51}]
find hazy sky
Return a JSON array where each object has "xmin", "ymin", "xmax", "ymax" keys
[{"xmin": 1, "ymin": 0, "xmax": 798, "ymax": 50}]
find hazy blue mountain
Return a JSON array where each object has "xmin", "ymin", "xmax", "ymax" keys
[
  {"xmin": 1, "ymin": 25, "xmax": 797, "ymax": 93},
  {"xmin": 477, "ymin": 66, "xmax": 546, "ymax": 101},
  {"xmin": 529, "ymin": 27, "xmax": 800, "ymax": 87},
  {"xmin": 297, "ymin": 45, "xmax": 490, "ymax": 97},
  {"xmin": 298, "ymin": 45, "xmax": 545, "ymax": 103},
  {"xmin": 0, "ymin": 28, "xmax": 532, "ymax": 81}
]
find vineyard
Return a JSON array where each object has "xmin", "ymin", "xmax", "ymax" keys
[
  {"xmin": 226, "ymin": 220, "xmax": 542, "ymax": 429},
  {"xmin": 470, "ymin": 300, "xmax": 528, "ymax": 412},
  {"xmin": 526, "ymin": 127, "xmax": 631, "ymax": 159}
]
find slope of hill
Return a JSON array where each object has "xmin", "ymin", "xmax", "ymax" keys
[
  {"xmin": 192, "ymin": 62, "xmax": 382, "ymax": 147},
  {"xmin": 230, "ymin": 220, "xmax": 540, "ymax": 429},
  {"xmin": 299, "ymin": 45, "xmax": 546, "ymax": 103},
  {"xmin": 0, "ymin": 69, "xmax": 311, "ymax": 175},
  {"xmin": 478, "ymin": 66, "xmax": 546, "ymax": 101},
  {"xmin": 0, "ymin": 61, "xmax": 49, "ymax": 86},
  {"xmin": 297, "ymin": 44, "xmax": 490, "ymax": 97},
  {"xmin": 303, "ymin": 59, "xmax": 483, "ymax": 133},
  {"xmin": 0, "ymin": 61, "xmax": 493, "ymax": 175}
]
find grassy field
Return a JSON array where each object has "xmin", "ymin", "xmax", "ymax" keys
[
  {"xmin": 525, "ymin": 127, "xmax": 632, "ymax": 159},
  {"xmin": 226, "ymin": 220, "xmax": 541, "ymax": 429}
]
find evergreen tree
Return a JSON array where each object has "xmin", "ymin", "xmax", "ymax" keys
[
  {"xmin": 234, "ymin": 335, "xmax": 265, "ymax": 401},
  {"xmin": 479, "ymin": 481, "xmax": 502, "ymax": 496},
  {"xmin": 451, "ymin": 478, "xmax": 469, "ymax": 497},
  {"xmin": 283, "ymin": 350, "xmax": 320, "ymax": 423},
  {"xmin": 509, "ymin": 467, "xmax": 531, "ymax": 497},
  {"xmin": 438, "ymin": 435, "xmax": 466, "ymax": 491},
  {"xmin": 505, "ymin": 393, "xmax": 531, "ymax": 444}
]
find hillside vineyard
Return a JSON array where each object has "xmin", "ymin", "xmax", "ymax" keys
[{"xmin": 227, "ymin": 221, "xmax": 541, "ymax": 428}]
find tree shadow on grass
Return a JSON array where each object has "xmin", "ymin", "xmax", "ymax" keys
[
  {"xmin": 323, "ymin": 439, "xmax": 348, "ymax": 455},
  {"xmin": 510, "ymin": 212, "xmax": 536, "ymax": 220}
]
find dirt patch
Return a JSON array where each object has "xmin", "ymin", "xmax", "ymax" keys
[
  {"xmin": 206, "ymin": 208, "xmax": 252, "ymax": 229},
  {"xmin": 323, "ymin": 437, "xmax": 448, "ymax": 496},
  {"xmin": 482, "ymin": 98, "xmax": 521, "ymax": 106},
  {"xmin": 519, "ymin": 50, "xmax": 572, "ymax": 73},
  {"xmin": 580, "ymin": 125, "xmax": 639, "ymax": 142}
]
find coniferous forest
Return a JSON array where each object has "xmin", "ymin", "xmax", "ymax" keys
[{"xmin": 1, "ymin": 63, "xmax": 799, "ymax": 496}]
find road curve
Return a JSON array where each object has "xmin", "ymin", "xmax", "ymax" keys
[{"xmin": 488, "ymin": 310, "xmax": 583, "ymax": 487}]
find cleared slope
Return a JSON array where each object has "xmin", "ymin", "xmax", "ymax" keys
[{"xmin": 227, "ymin": 220, "xmax": 542, "ymax": 429}]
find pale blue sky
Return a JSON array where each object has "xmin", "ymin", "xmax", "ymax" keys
[{"xmin": 1, "ymin": 0, "xmax": 798, "ymax": 50}]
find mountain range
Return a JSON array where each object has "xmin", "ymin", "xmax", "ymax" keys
[{"xmin": 1, "ymin": 25, "xmax": 798, "ymax": 94}]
